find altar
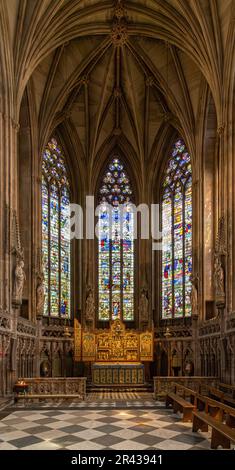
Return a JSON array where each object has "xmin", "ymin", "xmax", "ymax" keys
[
  {"xmin": 74, "ymin": 318, "xmax": 153, "ymax": 363},
  {"xmin": 74, "ymin": 318, "xmax": 153, "ymax": 385},
  {"xmin": 92, "ymin": 362, "xmax": 144, "ymax": 385}
]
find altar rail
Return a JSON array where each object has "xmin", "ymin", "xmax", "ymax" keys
[
  {"xmin": 18, "ymin": 378, "xmax": 87, "ymax": 400},
  {"xmin": 153, "ymin": 376, "xmax": 218, "ymax": 400}
]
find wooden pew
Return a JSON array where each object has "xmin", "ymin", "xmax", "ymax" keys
[
  {"xmin": 222, "ymin": 395, "xmax": 235, "ymax": 408},
  {"xmin": 219, "ymin": 383, "xmax": 235, "ymax": 399},
  {"xmin": 207, "ymin": 386, "xmax": 224, "ymax": 402},
  {"xmin": 196, "ymin": 394, "xmax": 235, "ymax": 421},
  {"xmin": 173, "ymin": 383, "xmax": 197, "ymax": 407},
  {"xmin": 192, "ymin": 394, "xmax": 235, "ymax": 449},
  {"xmin": 166, "ymin": 392, "xmax": 194, "ymax": 422},
  {"xmin": 192, "ymin": 411, "xmax": 235, "ymax": 449},
  {"xmin": 196, "ymin": 394, "xmax": 224, "ymax": 420},
  {"xmin": 204, "ymin": 384, "xmax": 235, "ymax": 409}
]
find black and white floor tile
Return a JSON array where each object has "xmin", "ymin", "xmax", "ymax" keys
[
  {"xmin": 0, "ymin": 407, "xmax": 212, "ymax": 450},
  {"xmin": 10, "ymin": 392, "xmax": 159, "ymax": 410}
]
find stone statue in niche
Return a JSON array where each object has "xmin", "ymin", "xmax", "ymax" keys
[
  {"xmin": 36, "ymin": 272, "xmax": 45, "ymax": 317},
  {"xmin": 139, "ymin": 288, "xmax": 149, "ymax": 322},
  {"xmin": 40, "ymin": 360, "xmax": 50, "ymax": 377},
  {"xmin": 191, "ymin": 275, "xmax": 199, "ymax": 315},
  {"xmin": 214, "ymin": 255, "xmax": 225, "ymax": 295},
  {"xmin": 85, "ymin": 287, "xmax": 95, "ymax": 321},
  {"xmin": 13, "ymin": 257, "xmax": 26, "ymax": 305}
]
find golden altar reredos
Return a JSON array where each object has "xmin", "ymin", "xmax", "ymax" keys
[{"xmin": 74, "ymin": 318, "xmax": 153, "ymax": 363}]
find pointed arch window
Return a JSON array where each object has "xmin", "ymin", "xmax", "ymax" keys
[
  {"xmin": 42, "ymin": 137, "xmax": 71, "ymax": 317},
  {"xmin": 161, "ymin": 139, "xmax": 192, "ymax": 319},
  {"xmin": 98, "ymin": 157, "xmax": 134, "ymax": 322}
]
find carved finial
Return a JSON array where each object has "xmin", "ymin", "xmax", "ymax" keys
[
  {"xmin": 11, "ymin": 210, "xmax": 23, "ymax": 260},
  {"xmin": 215, "ymin": 216, "xmax": 226, "ymax": 255}
]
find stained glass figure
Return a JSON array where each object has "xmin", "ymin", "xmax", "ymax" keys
[
  {"xmin": 42, "ymin": 137, "xmax": 71, "ymax": 317},
  {"xmin": 98, "ymin": 158, "xmax": 134, "ymax": 321},
  {"xmin": 161, "ymin": 139, "xmax": 192, "ymax": 319}
]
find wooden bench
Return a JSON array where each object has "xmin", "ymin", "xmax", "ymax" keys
[
  {"xmin": 219, "ymin": 383, "xmax": 235, "ymax": 399},
  {"xmin": 166, "ymin": 392, "xmax": 194, "ymax": 422},
  {"xmin": 196, "ymin": 394, "xmax": 224, "ymax": 420},
  {"xmin": 192, "ymin": 411, "xmax": 235, "ymax": 449},
  {"xmin": 204, "ymin": 385, "xmax": 235, "ymax": 409},
  {"xmin": 196, "ymin": 394, "xmax": 235, "ymax": 426},
  {"xmin": 173, "ymin": 383, "xmax": 197, "ymax": 407},
  {"xmin": 223, "ymin": 395, "xmax": 235, "ymax": 408},
  {"xmin": 207, "ymin": 386, "xmax": 224, "ymax": 401}
]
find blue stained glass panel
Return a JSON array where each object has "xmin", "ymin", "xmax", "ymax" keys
[
  {"xmin": 162, "ymin": 190, "xmax": 172, "ymax": 319},
  {"xmin": 98, "ymin": 158, "xmax": 134, "ymax": 321},
  {"xmin": 42, "ymin": 137, "xmax": 71, "ymax": 317},
  {"xmin": 161, "ymin": 139, "xmax": 192, "ymax": 319},
  {"xmin": 42, "ymin": 178, "xmax": 49, "ymax": 316}
]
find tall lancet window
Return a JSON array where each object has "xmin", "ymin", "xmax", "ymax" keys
[
  {"xmin": 98, "ymin": 157, "xmax": 134, "ymax": 322},
  {"xmin": 42, "ymin": 137, "xmax": 71, "ymax": 317},
  {"xmin": 161, "ymin": 139, "xmax": 192, "ymax": 319}
]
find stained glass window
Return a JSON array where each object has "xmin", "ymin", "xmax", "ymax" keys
[
  {"xmin": 98, "ymin": 157, "xmax": 134, "ymax": 321},
  {"xmin": 42, "ymin": 137, "xmax": 71, "ymax": 317},
  {"xmin": 161, "ymin": 139, "xmax": 192, "ymax": 319}
]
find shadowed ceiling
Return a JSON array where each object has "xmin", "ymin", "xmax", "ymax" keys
[{"xmin": 3, "ymin": 0, "xmax": 231, "ymax": 189}]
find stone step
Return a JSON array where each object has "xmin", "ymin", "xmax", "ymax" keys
[{"xmin": 87, "ymin": 386, "xmax": 153, "ymax": 393}]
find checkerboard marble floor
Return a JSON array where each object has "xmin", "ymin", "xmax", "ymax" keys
[
  {"xmin": 0, "ymin": 407, "xmax": 212, "ymax": 450},
  {"xmin": 11, "ymin": 398, "xmax": 157, "ymax": 410}
]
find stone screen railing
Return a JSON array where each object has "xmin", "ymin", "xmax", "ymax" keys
[
  {"xmin": 18, "ymin": 377, "xmax": 87, "ymax": 400},
  {"xmin": 153, "ymin": 376, "xmax": 218, "ymax": 399}
]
